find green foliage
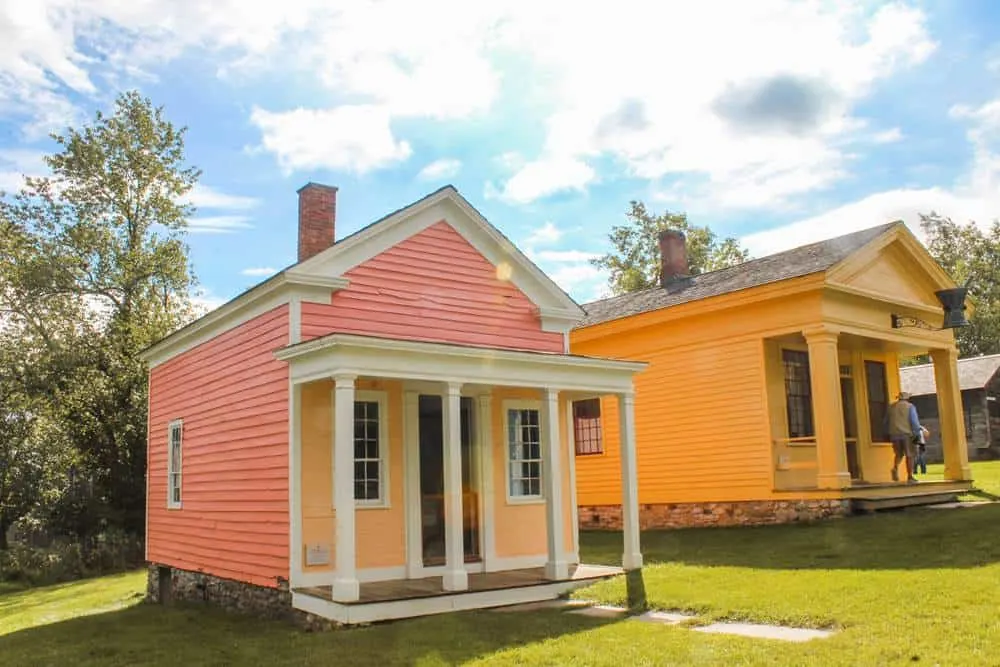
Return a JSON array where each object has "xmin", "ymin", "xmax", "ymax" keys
[
  {"xmin": 920, "ymin": 212, "xmax": 1000, "ymax": 357},
  {"xmin": 0, "ymin": 91, "xmax": 199, "ymax": 549},
  {"xmin": 592, "ymin": 201, "xmax": 751, "ymax": 295},
  {"xmin": 0, "ymin": 530, "xmax": 143, "ymax": 586}
]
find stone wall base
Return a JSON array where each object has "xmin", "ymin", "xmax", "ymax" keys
[
  {"xmin": 579, "ymin": 499, "xmax": 851, "ymax": 530},
  {"xmin": 146, "ymin": 564, "xmax": 337, "ymax": 631}
]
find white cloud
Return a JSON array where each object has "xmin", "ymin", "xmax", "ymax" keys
[
  {"xmin": 188, "ymin": 215, "xmax": 254, "ymax": 234},
  {"xmin": 0, "ymin": 1, "xmax": 940, "ymax": 198},
  {"xmin": 525, "ymin": 221, "xmax": 563, "ymax": 246},
  {"xmin": 190, "ymin": 288, "xmax": 227, "ymax": 316},
  {"xmin": 742, "ymin": 95, "xmax": 1000, "ymax": 257},
  {"xmin": 531, "ymin": 249, "xmax": 599, "ymax": 263},
  {"xmin": 417, "ymin": 158, "xmax": 461, "ymax": 181},
  {"xmin": 497, "ymin": 1, "xmax": 935, "ymax": 204},
  {"xmin": 0, "ymin": 149, "xmax": 47, "ymax": 191},
  {"xmin": 494, "ymin": 157, "xmax": 595, "ymax": 204},
  {"xmin": 241, "ymin": 266, "xmax": 277, "ymax": 277},
  {"xmin": 872, "ymin": 127, "xmax": 904, "ymax": 144},
  {"xmin": 250, "ymin": 105, "xmax": 411, "ymax": 174},
  {"xmin": 186, "ymin": 183, "xmax": 259, "ymax": 210},
  {"xmin": 547, "ymin": 263, "xmax": 608, "ymax": 303}
]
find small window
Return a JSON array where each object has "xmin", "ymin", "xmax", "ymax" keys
[
  {"xmin": 507, "ymin": 406, "xmax": 542, "ymax": 499},
  {"xmin": 353, "ymin": 399, "xmax": 384, "ymax": 505},
  {"xmin": 782, "ymin": 350, "xmax": 814, "ymax": 439},
  {"xmin": 573, "ymin": 399, "xmax": 603, "ymax": 455},
  {"xmin": 167, "ymin": 420, "xmax": 183, "ymax": 509},
  {"xmin": 865, "ymin": 361, "xmax": 889, "ymax": 442},
  {"xmin": 988, "ymin": 395, "xmax": 1000, "ymax": 420}
]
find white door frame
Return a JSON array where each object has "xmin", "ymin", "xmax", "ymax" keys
[{"xmin": 403, "ymin": 383, "xmax": 491, "ymax": 579}]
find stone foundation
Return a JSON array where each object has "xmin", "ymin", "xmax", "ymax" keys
[
  {"xmin": 146, "ymin": 564, "xmax": 337, "ymax": 631},
  {"xmin": 579, "ymin": 499, "xmax": 851, "ymax": 530}
]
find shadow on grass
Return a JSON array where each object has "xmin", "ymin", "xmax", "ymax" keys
[
  {"xmin": 581, "ymin": 503, "xmax": 1000, "ymax": 571},
  {"xmin": 0, "ymin": 599, "xmax": 622, "ymax": 667}
]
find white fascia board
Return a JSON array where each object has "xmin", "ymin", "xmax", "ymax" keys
[
  {"xmin": 141, "ymin": 272, "xmax": 349, "ymax": 368},
  {"xmin": 275, "ymin": 334, "xmax": 646, "ymax": 394}
]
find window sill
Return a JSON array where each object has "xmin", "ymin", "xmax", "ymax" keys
[
  {"xmin": 167, "ymin": 504, "xmax": 182, "ymax": 511},
  {"xmin": 350, "ymin": 502, "xmax": 390, "ymax": 510},
  {"xmin": 505, "ymin": 496, "xmax": 545, "ymax": 506},
  {"xmin": 575, "ymin": 451, "xmax": 605, "ymax": 457}
]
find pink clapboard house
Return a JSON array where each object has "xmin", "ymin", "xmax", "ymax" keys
[{"xmin": 141, "ymin": 184, "xmax": 646, "ymax": 625}]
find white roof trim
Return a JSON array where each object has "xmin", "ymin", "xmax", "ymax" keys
[
  {"xmin": 142, "ymin": 186, "xmax": 584, "ymax": 367},
  {"xmin": 275, "ymin": 333, "xmax": 646, "ymax": 394},
  {"xmin": 140, "ymin": 273, "xmax": 349, "ymax": 368},
  {"xmin": 295, "ymin": 186, "xmax": 583, "ymax": 321}
]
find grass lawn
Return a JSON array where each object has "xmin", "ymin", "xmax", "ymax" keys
[
  {"xmin": 922, "ymin": 459, "xmax": 1000, "ymax": 500},
  {"xmin": 3, "ymin": 467, "xmax": 1000, "ymax": 665}
]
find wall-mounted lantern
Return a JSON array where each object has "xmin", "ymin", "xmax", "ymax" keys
[{"xmin": 891, "ymin": 278, "xmax": 972, "ymax": 331}]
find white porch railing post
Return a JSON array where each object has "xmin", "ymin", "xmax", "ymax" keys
[
  {"xmin": 542, "ymin": 388, "xmax": 569, "ymax": 579},
  {"xmin": 442, "ymin": 382, "xmax": 469, "ymax": 591},
  {"xmin": 331, "ymin": 374, "xmax": 360, "ymax": 602},
  {"xmin": 618, "ymin": 391, "xmax": 643, "ymax": 570}
]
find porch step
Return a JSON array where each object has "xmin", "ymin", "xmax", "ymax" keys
[{"xmin": 851, "ymin": 490, "xmax": 960, "ymax": 513}]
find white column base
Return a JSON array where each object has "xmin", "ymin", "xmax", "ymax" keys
[
  {"xmin": 331, "ymin": 577, "xmax": 360, "ymax": 602},
  {"xmin": 544, "ymin": 560, "xmax": 570, "ymax": 580},
  {"xmin": 442, "ymin": 569, "xmax": 469, "ymax": 592},
  {"xmin": 623, "ymin": 552, "xmax": 644, "ymax": 571}
]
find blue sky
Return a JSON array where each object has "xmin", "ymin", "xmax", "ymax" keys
[{"xmin": 1, "ymin": 1, "xmax": 999, "ymax": 308}]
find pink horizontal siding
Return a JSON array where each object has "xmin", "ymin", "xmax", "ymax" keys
[
  {"xmin": 147, "ymin": 305, "xmax": 289, "ymax": 588},
  {"xmin": 301, "ymin": 221, "xmax": 564, "ymax": 352}
]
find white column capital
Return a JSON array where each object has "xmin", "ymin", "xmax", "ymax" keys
[
  {"xmin": 445, "ymin": 381, "xmax": 463, "ymax": 397},
  {"xmin": 333, "ymin": 373, "xmax": 357, "ymax": 388}
]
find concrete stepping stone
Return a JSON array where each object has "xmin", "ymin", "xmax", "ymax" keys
[
  {"xmin": 633, "ymin": 610, "xmax": 697, "ymax": 625},
  {"xmin": 927, "ymin": 501, "xmax": 997, "ymax": 509},
  {"xmin": 566, "ymin": 604, "xmax": 629, "ymax": 618},
  {"xmin": 694, "ymin": 621, "xmax": 834, "ymax": 642}
]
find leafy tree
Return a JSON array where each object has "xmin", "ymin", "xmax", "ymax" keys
[
  {"xmin": 0, "ymin": 91, "xmax": 199, "ymax": 540},
  {"xmin": 920, "ymin": 213, "xmax": 1000, "ymax": 358},
  {"xmin": 592, "ymin": 201, "xmax": 750, "ymax": 295}
]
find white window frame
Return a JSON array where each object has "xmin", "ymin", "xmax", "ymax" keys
[
  {"xmin": 503, "ymin": 400, "xmax": 544, "ymax": 504},
  {"xmin": 167, "ymin": 419, "xmax": 183, "ymax": 509},
  {"xmin": 353, "ymin": 390, "xmax": 390, "ymax": 509}
]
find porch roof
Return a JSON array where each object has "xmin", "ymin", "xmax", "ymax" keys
[{"xmin": 274, "ymin": 332, "xmax": 647, "ymax": 393}]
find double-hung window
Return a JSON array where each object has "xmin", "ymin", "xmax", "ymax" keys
[
  {"xmin": 167, "ymin": 419, "xmax": 183, "ymax": 509},
  {"xmin": 782, "ymin": 350, "xmax": 814, "ymax": 439},
  {"xmin": 506, "ymin": 404, "xmax": 542, "ymax": 500},
  {"xmin": 353, "ymin": 392, "xmax": 387, "ymax": 506},
  {"xmin": 573, "ymin": 398, "xmax": 604, "ymax": 455}
]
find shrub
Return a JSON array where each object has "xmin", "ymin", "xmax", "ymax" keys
[{"xmin": 0, "ymin": 529, "xmax": 144, "ymax": 586}]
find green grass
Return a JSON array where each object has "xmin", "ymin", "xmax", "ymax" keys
[
  {"xmin": 3, "ymin": 464, "xmax": 1000, "ymax": 665},
  {"xmin": 921, "ymin": 459, "xmax": 1000, "ymax": 500}
]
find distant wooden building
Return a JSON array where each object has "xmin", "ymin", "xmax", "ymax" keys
[{"xmin": 901, "ymin": 354, "xmax": 1000, "ymax": 462}]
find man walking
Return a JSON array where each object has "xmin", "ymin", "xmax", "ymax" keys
[{"xmin": 888, "ymin": 391, "xmax": 921, "ymax": 483}]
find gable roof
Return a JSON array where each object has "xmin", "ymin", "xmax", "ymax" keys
[
  {"xmin": 900, "ymin": 354, "xmax": 1000, "ymax": 397},
  {"xmin": 142, "ymin": 185, "xmax": 581, "ymax": 366},
  {"xmin": 578, "ymin": 222, "xmax": 900, "ymax": 328}
]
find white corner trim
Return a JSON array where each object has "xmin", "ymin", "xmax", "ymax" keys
[
  {"xmin": 538, "ymin": 307, "xmax": 583, "ymax": 334},
  {"xmin": 141, "ymin": 272, "xmax": 349, "ymax": 368}
]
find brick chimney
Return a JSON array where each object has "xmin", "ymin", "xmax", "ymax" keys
[
  {"xmin": 297, "ymin": 183, "xmax": 338, "ymax": 262},
  {"xmin": 658, "ymin": 229, "xmax": 690, "ymax": 288}
]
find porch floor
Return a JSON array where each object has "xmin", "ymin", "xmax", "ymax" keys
[{"xmin": 297, "ymin": 564, "xmax": 622, "ymax": 605}]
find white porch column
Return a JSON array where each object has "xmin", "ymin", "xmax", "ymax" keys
[
  {"xmin": 442, "ymin": 382, "xmax": 469, "ymax": 591},
  {"xmin": 618, "ymin": 391, "xmax": 643, "ymax": 570},
  {"xmin": 331, "ymin": 374, "xmax": 359, "ymax": 602},
  {"xmin": 542, "ymin": 388, "xmax": 569, "ymax": 580}
]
